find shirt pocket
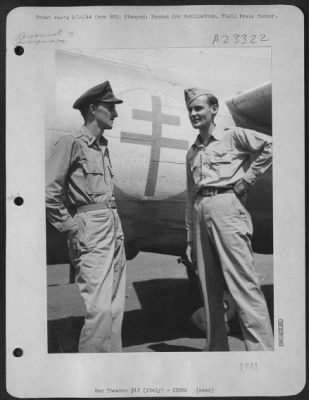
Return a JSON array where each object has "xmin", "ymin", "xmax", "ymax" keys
[
  {"xmin": 82, "ymin": 160, "xmax": 106, "ymax": 194},
  {"xmin": 190, "ymin": 164, "xmax": 201, "ymax": 183},
  {"xmin": 209, "ymin": 152, "xmax": 232, "ymax": 179}
]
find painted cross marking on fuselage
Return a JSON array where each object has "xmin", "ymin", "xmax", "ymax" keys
[{"xmin": 121, "ymin": 95, "xmax": 189, "ymax": 197}]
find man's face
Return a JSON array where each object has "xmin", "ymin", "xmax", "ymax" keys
[
  {"xmin": 187, "ymin": 95, "xmax": 217, "ymax": 130},
  {"xmin": 93, "ymin": 102, "xmax": 118, "ymax": 130}
]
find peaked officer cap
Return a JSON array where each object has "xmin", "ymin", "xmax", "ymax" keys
[
  {"xmin": 184, "ymin": 87, "xmax": 214, "ymax": 107},
  {"xmin": 73, "ymin": 81, "xmax": 123, "ymax": 110}
]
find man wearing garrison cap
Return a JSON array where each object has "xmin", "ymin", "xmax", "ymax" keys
[
  {"xmin": 184, "ymin": 88, "xmax": 273, "ymax": 351},
  {"xmin": 46, "ymin": 82, "xmax": 126, "ymax": 352}
]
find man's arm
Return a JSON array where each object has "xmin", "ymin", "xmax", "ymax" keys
[
  {"xmin": 185, "ymin": 151, "xmax": 196, "ymax": 263},
  {"xmin": 234, "ymin": 127, "xmax": 272, "ymax": 184},
  {"xmin": 46, "ymin": 135, "xmax": 78, "ymax": 234},
  {"xmin": 232, "ymin": 128, "xmax": 272, "ymax": 196}
]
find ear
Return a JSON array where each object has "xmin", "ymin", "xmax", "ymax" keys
[
  {"xmin": 211, "ymin": 104, "xmax": 218, "ymax": 116},
  {"xmin": 89, "ymin": 103, "xmax": 96, "ymax": 115}
]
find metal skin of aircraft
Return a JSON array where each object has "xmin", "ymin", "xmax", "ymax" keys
[{"xmin": 46, "ymin": 49, "xmax": 273, "ymax": 270}]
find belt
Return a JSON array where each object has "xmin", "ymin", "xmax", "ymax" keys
[
  {"xmin": 198, "ymin": 187, "xmax": 234, "ymax": 197},
  {"xmin": 77, "ymin": 200, "xmax": 117, "ymax": 213}
]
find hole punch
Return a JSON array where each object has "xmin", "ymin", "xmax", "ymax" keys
[
  {"xmin": 14, "ymin": 196, "xmax": 24, "ymax": 206},
  {"xmin": 14, "ymin": 46, "xmax": 24, "ymax": 56},
  {"xmin": 13, "ymin": 348, "xmax": 23, "ymax": 357}
]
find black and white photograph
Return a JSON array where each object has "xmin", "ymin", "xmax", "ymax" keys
[
  {"xmin": 46, "ymin": 47, "xmax": 274, "ymax": 354},
  {"xmin": 5, "ymin": 4, "xmax": 305, "ymax": 398}
]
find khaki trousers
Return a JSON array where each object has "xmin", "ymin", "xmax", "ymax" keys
[
  {"xmin": 193, "ymin": 192, "xmax": 273, "ymax": 351},
  {"xmin": 68, "ymin": 208, "xmax": 126, "ymax": 353}
]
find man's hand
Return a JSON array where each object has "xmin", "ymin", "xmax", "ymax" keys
[
  {"xmin": 67, "ymin": 227, "xmax": 80, "ymax": 260},
  {"xmin": 233, "ymin": 179, "xmax": 250, "ymax": 205},
  {"xmin": 186, "ymin": 242, "xmax": 194, "ymax": 264}
]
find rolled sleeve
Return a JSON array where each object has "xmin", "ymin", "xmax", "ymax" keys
[{"xmin": 233, "ymin": 128, "xmax": 272, "ymax": 185}]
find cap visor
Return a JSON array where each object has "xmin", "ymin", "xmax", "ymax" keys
[{"xmin": 101, "ymin": 97, "xmax": 123, "ymax": 104}]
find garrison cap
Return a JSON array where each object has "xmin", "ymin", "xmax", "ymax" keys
[
  {"xmin": 184, "ymin": 88, "xmax": 214, "ymax": 108},
  {"xmin": 73, "ymin": 81, "xmax": 123, "ymax": 110}
]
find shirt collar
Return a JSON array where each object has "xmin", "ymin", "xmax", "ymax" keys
[
  {"xmin": 78, "ymin": 125, "xmax": 108, "ymax": 147},
  {"xmin": 192, "ymin": 125, "xmax": 225, "ymax": 149}
]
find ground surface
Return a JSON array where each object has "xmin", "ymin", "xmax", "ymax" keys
[{"xmin": 47, "ymin": 252, "xmax": 273, "ymax": 353}]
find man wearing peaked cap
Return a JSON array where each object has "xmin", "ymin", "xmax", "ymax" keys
[
  {"xmin": 184, "ymin": 88, "xmax": 273, "ymax": 351},
  {"xmin": 46, "ymin": 81, "xmax": 126, "ymax": 353},
  {"xmin": 73, "ymin": 81, "xmax": 123, "ymax": 110}
]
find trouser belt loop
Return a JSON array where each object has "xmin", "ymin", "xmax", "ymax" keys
[{"xmin": 77, "ymin": 201, "xmax": 117, "ymax": 213}]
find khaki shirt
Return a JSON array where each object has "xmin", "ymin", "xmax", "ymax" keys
[
  {"xmin": 186, "ymin": 126, "xmax": 272, "ymax": 242},
  {"xmin": 46, "ymin": 126, "xmax": 114, "ymax": 233}
]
